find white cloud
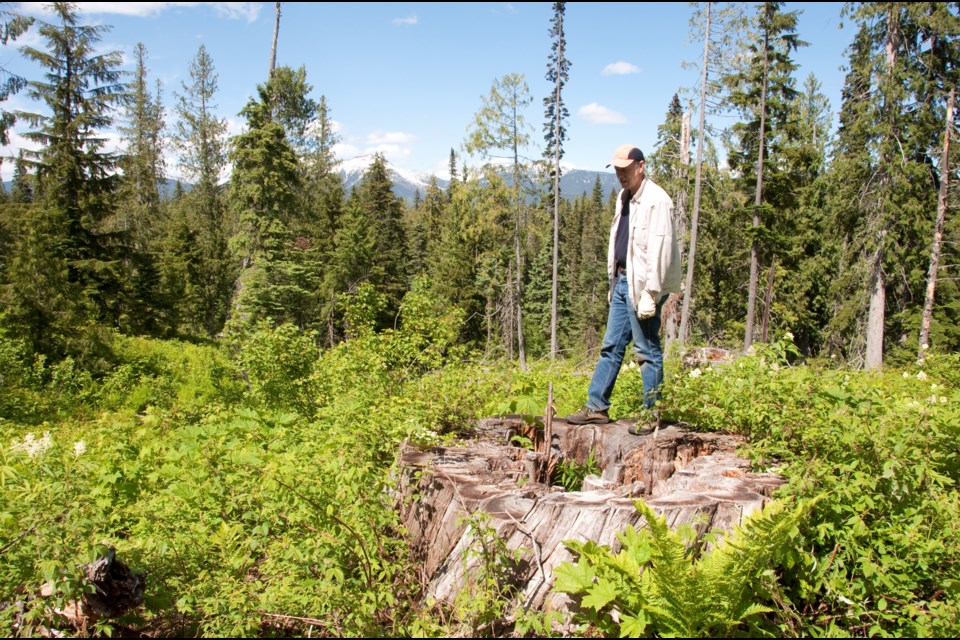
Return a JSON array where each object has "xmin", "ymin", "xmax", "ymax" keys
[
  {"xmin": 0, "ymin": 130, "xmax": 41, "ymax": 181},
  {"xmin": 392, "ymin": 15, "xmax": 417, "ymax": 26},
  {"xmin": 210, "ymin": 3, "xmax": 261, "ymax": 22},
  {"xmin": 430, "ymin": 158, "xmax": 452, "ymax": 181},
  {"xmin": 21, "ymin": 2, "xmax": 262, "ymax": 22},
  {"xmin": 370, "ymin": 144, "xmax": 411, "ymax": 159},
  {"xmin": 224, "ymin": 116, "xmax": 245, "ymax": 138},
  {"xmin": 366, "ymin": 130, "xmax": 415, "ymax": 145},
  {"xmin": 602, "ymin": 61, "xmax": 640, "ymax": 76},
  {"xmin": 333, "ymin": 142, "xmax": 361, "ymax": 161},
  {"xmin": 578, "ymin": 102, "xmax": 628, "ymax": 125}
]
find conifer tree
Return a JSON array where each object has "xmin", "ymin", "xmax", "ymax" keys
[
  {"xmin": 771, "ymin": 73, "xmax": 833, "ymax": 354},
  {"xmin": 169, "ymin": 43, "xmax": 230, "ymax": 336},
  {"xmin": 465, "ymin": 73, "xmax": 533, "ymax": 367},
  {"xmin": 679, "ymin": 1, "xmax": 746, "ymax": 344},
  {"xmin": 447, "ymin": 147, "xmax": 459, "ymax": 197},
  {"xmin": 544, "ymin": 1, "xmax": 570, "ymax": 359},
  {"xmin": 9, "ymin": 149, "xmax": 33, "ymax": 204},
  {"xmin": 266, "ymin": 65, "xmax": 317, "ymax": 156},
  {"xmin": 649, "ymin": 94, "xmax": 691, "ymax": 344},
  {"xmin": 430, "ymin": 167, "xmax": 512, "ymax": 353},
  {"xmin": 825, "ymin": 3, "xmax": 958, "ymax": 367},
  {"xmin": 7, "ymin": 2, "xmax": 125, "ymax": 355},
  {"xmin": 409, "ymin": 176, "xmax": 445, "ymax": 276},
  {"xmin": 227, "ymin": 78, "xmax": 300, "ymax": 327},
  {"xmin": 343, "ymin": 154, "xmax": 408, "ymax": 326},
  {"xmin": 0, "ymin": 3, "xmax": 32, "ymax": 147},
  {"xmin": 722, "ymin": 1, "xmax": 805, "ymax": 349},
  {"xmin": 112, "ymin": 43, "xmax": 166, "ymax": 334},
  {"xmin": 302, "ymin": 95, "xmax": 345, "ymax": 343}
]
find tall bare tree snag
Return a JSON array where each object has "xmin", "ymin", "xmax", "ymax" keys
[
  {"xmin": 679, "ymin": 2, "xmax": 712, "ymax": 345},
  {"xmin": 919, "ymin": 87, "xmax": 955, "ymax": 364},
  {"xmin": 269, "ymin": 2, "xmax": 281, "ymax": 76}
]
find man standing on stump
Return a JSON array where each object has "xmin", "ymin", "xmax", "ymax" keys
[{"xmin": 565, "ymin": 144, "xmax": 681, "ymax": 434}]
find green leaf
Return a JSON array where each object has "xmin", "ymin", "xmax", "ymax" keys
[
  {"xmin": 619, "ymin": 611, "xmax": 648, "ymax": 637},
  {"xmin": 582, "ymin": 577, "xmax": 618, "ymax": 611},
  {"xmin": 553, "ymin": 560, "xmax": 596, "ymax": 594}
]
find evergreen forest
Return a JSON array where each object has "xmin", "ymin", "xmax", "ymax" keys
[{"xmin": 1, "ymin": 2, "xmax": 959, "ymax": 637}]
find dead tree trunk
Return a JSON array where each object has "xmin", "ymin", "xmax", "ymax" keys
[{"xmin": 919, "ymin": 87, "xmax": 954, "ymax": 364}]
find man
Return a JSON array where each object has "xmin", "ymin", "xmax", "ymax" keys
[{"xmin": 565, "ymin": 144, "xmax": 681, "ymax": 434}]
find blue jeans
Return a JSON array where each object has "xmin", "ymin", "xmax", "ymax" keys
[{"xmin": 586, "ymin": 275, "xmax": 667, "ymax": 412}]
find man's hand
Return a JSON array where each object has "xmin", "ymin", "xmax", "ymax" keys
[{"xmin": 637, "ymin": 290, "xmax": 657, "ymax": 320}]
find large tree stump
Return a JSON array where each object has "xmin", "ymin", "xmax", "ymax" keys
[{"xmin": 395, "ymin": 416, "xmax": 785, "ymax": 614}]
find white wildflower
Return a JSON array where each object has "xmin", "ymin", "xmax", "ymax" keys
[
  {"xmin": 11, "ymin": 431, "xmax": 53, "ymax": 458},
  {"xmin": 932, "ymin": 383, "xmax": 938, "ymax": 390},
  {"xmin": 930, "ymin": 395, "xmax": 939, "ymax": 404},
  {"xmin": 73, "ymin": 440, "xmax": 87, "ymax": 456},
  {"xmin": 770, "ymin": 363, "xmax": 780, "ymax": 372},
  {"xmin": 917, "ymin": 371, "xmax": 928, "ymax": 381},
  {"xmin": 626, "ymin": 361, "xmax": 638, "ymax": 370},
  {"xmin": 922, "ymin": 343, "xmax": 929, "ymax": 350},
  {"xmin": 690, "ymin": 368, "xmax": 702, "ymax": 378},
  {"xmin": 785, "ymin": 331, "xmax": 794, "ymax": 341},
  {"xmin": 941, "ymin": 396, "xmax": 948, "ymax": 404},
  {"xmin": 903, "ymin": 372, "xmax": 910, "ymax": 379}
]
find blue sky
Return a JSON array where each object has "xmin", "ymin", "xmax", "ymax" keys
[{"xmin": 1, "ymin": 2, "xmax": 852, "ymax": 182}]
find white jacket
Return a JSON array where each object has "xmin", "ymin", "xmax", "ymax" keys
[{"xmin": 607, "ymin": 176, "xmax": 682, "ymax": 309}]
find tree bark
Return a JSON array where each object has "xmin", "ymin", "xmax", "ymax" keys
[
  {"xmin": 744, "ymin": 26, "xmax": 770, "ymax": 350},
  {"xmin": 679, "ymin": 2, "xmax": 711, "ymax": 345},
  {"xmin": 866, "ymin": 6, "xmax": 901, "ymax": 371},
  {"xmin": 919, "ymin": 87, "xmax": 954, "ymax": 364},
  {"xmin": 760, "ymin": 255, "xmax": 776, "ymax": 343},
  {"xmin": 269, "ymin": 2, "xmax": 281, "ymax": 75}
]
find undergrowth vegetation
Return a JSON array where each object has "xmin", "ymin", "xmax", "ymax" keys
[{"xmin": 2, "ymin": 311, "xmax": 959, "ymax": 637}]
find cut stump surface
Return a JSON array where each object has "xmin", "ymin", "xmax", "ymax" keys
[{"xmin": 395, "ymin": 416, "xmax": 786, "ymax": 613}]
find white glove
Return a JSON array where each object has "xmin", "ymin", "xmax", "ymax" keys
[{"xmin": 637, "ymin": 290, "xmax": 657, "ymax": 320}]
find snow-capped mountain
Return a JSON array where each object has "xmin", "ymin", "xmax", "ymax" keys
[
  {"xmin": 337, "ymin": 154, "xmax": 444, "ymax": 202},
  {"xmin": 335, "ymin": 154, "xmax": 620, "ymax": 203}
]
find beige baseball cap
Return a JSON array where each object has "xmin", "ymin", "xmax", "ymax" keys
[{"xmin": 607, "ymin": 144, "xmax": 645, "ymax": 168}]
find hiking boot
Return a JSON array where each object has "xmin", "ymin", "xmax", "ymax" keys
[
  {"xmin": 565, "ymin": 406, "xmax": 611, "ymax": 425},
  {"xmin": 628, "ymin": 423, "xmax": 656, "ymax": 436},
  {"xmin": 628, "ymin": 409, "xmax": 660, "ymax": 436}
]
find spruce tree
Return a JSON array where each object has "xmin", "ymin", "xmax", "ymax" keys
[
  {"xmin": 7, "ymin": 2, "xmax": 125, "ymax": 358},
  {"xmin": 9, "ymin": 149, "xmax": 33, "ymax": 204},
  {"xmin": 302, "ymin": 95, "xmax": 345, "ymax": 343},
  {"xmin": 0, "ymin": 3, "xmax": 32, "ymax": 147},
  {"xmin": 168, "ymin": 43, "xmax": 230, "ymax": 336},
  {"xmin": 544, "ymin": 1, "xmax": 570, "ymax": 359},
  {"xmin": 227, "ymin": 78, "xmax": 300, "ymax": 328},
  {"xmin": 111, "ymin": 43, "xmax": 166, "ymax": 334},
  {"xmin": 722, "ymin": 1, "xmax": 805, "ymax": 349},
  {"xmin": 649, "ymin": 94, "xmax": 692, "ymax": 344},
  {"xmin": 824, "ymin": 3, "xmax": 958, "ymax": 367}
]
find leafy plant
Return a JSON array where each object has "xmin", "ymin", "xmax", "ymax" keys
[
  {"xmin": 554, "ymin": 497, "xmax": 812, "ymax": 637},
  {"xmin": 551, "ymin": 449, "xmax": 601, "ymax": 492},
  {"xmin": 449, "ymin": 511, "xmax": 523, "ymax": 637}
]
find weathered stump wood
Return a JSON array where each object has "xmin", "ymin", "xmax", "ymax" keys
[{"xmin": 395, "ymin": 416, "xmax": 785, "ymax": 613}]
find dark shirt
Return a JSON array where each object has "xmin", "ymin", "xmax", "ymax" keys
[{"xmin": 614, "ymin": 189, "xmax": 631, "ymax": 272}]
